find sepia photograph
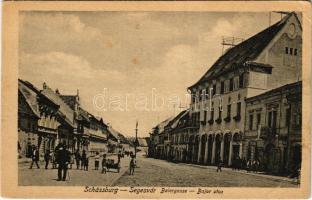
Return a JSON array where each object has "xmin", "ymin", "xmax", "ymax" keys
[
  {"xmin": 17, "ymin": 10, "xmax": 303, "ymax": 187},
  {"xmin": 1, "ymin": 1, "xmax": 311, "ymax": 199}
]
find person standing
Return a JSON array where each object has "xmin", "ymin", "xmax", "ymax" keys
[
  {"xmin": 56, "ymin": 144, "xmax": 70, "ymax": 181},
  {"xmin": 44, "ymin": 150, "xmax": 50, "ymax": 169},
  {"xmin": 29, "ymin": 146, "xmax": 40, "ymax": 169},
  {"xmin": 129, "ymin": 155, "xmax": 136, "ymax": 175},
  {"xmin": 94, "ymin": 152, "xmax": 100, "ymax": 170},
  {"xmin": 81, "ymin": 150, "xmax": 86, "ymax": 170},
  {"xmin": 101, "ymin": 154, "xmax": 107, "ymax": 174},
  {"xmin": 74, "ymin": 150, "xmax": 81, "ymax": 170}
]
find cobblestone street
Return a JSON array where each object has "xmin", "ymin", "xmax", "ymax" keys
[
  {"xmin": 19, "ymin": 153, "xmax": 298, "ymax": 187},
  {"xmin": 18, "ymin": 155, "xmax": 130, "ymax": 186},
  {"xmin": 114, "ymin": 155, "xmax": 298, "ymax": 187}
]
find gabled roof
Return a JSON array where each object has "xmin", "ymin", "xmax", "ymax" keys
[
  {"xmin": 41, "ymin": 85, "xmax": 75, "ymax": 128},
  {"xmin": 166, "ymin": 110, "xmax": 189, "ymax": 130},
  {"xmin": 60, "ymin": 95, "xmax": 78, "ymax": 110},
  {"xmin": 154, "ymin": 116, "xmax": 175, "ymax": 134},
  {"xmin": 108, "ymin": 126, "xmax": 120, "ymax": 141},
  {"xmin": 18, "ymin": 80, "xmax": 40, "ymax": 118},
  {"xmin": 189, "ymin": 12, "xmax": 298, "ymax": 89},
  {"xmin": 170, "ymin": 110, "xmax": 189, "ymax": 130}
]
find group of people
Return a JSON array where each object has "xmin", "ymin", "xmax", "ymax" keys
[{"xmin": 28, "ymin": 145, "xmax": 137, "ymax": 181}]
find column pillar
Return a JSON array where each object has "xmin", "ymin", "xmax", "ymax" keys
[
  {"xmin": 197, "ymin": 136, "xmax": 202, "ymax": 163},
  {"xmin": 220, "ymin": 137, "xmax": 224, "ymax": 161},
  {"xmin": 228, "ymin": 139, "xmax": 233, "ymax": 166},
  {"xmin": 211, "ymin": 136, "xmax": 216, "ymax": 164},
  {"xmin": 239, "ymin": 142, "xmax": 243, "ymax": 159},
  {"xmin": 204, "ymin": 136, "xmax": 209, "ymax": 164}
]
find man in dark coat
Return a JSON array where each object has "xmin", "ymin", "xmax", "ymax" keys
[
  {"xmin": 56, "ymin": 144, "xmax": 70, "ymax": 181},
  {"xmin": 29, "ymin": 146, "xmax": 40, "ymax": 169},
  {"xmin": 44, "ymin": 150, "xmax": 50, "ymax": 169}
]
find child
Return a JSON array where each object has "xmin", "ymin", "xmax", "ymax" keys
[
  {"xmin": 94, "ymin": 152, "xmax": 100, "ymax": 170},
  {"xmin": 101, "ymin": 154, "xmax": 107, "ymax": 174}
]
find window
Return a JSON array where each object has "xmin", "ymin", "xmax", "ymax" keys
[
  {"xmin": 227, "ymin": 104, "xmax": 231, "ymax": 117},
  {"xmin": 229, "ymin": 78, "xmax": 234, "ymax": 91},
  {"xmin": 220, "ymin": 81, "xmax": 225, "ymax": 94},
  {"xmin": 256, "ymin": 113, "xmax": 261, "ymax": 128},
  {"xmin": 294, "ymin": 48, "xmax": 298, "ymax": 56},
  {"xmin": 249, "ymin": 114, "xmax": 254, "ymax": 130},
  {"xmin": 285, "ymin": 47, "xmax": 289, "ymax": 54},
  {"xmin": 204, "ymin": 110, "xmax": 207, "ymax": 122},
  {"xmin": 286, "ymin": 108, "xmax": 291, "ymax": 125},
  {"xmin": 212, "ymin": 84, "xmax": 216, "ymax": 96},
  {"xmin": 268, "ymin": 110, "xmax": 277, "ymax": 128},
  {"xmin": 290, "ymin": 48, "xmax": 293, "ymax": 55},
  {"xmin": 237, "ymin": 102, "xmax": 241, "ymax": 116},
  {"xmin": 210, "ymin": 110, "xmax": 214, "ymax": 121},
  {"xmin": 239, "ymin": 74, "xmax": 244, "ymax": 88}
]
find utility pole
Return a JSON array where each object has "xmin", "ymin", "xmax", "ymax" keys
[{"xmin": 135, "ymin": 121, "xmax": 138, "ymax": 158}]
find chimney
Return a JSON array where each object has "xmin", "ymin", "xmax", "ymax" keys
[
  {"xmin": 43, "ymin": 82, "xmax": 47, "ymax": 89},
  {"xmin": 55, "ymin": 89, "xmax": 60, "ymax": 95}
]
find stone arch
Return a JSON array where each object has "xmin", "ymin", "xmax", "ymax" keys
[
  {"xmin": 223, "ymin": 132, "xmax": 232, "ymax": 166},
  {"xmin": 207, "ymin": 134, "xmax": 214, "ymax": 164},
  {"xmin": 188, "ymin": 135, "xmax": 195, "ymax": 162},
  {"xmin": 194, "ymin": 135, "xmax": 200, "ymax": 163},
  {"xmin": 199, "ymin": 135, "xmax": 207, "ymax": 164},
  {"xmin": 214, "ymin": 133, "xmax": 222, "ymax": 164}
]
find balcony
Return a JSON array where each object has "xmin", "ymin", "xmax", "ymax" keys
[
  {"xmin": 260, "ymin": 126, "xmax": 277, "ymax": 139},
  {"xmin": 233, "ymin": 114, "xmax": 241, "ymax": 122}
]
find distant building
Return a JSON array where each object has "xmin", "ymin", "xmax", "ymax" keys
[{"xmin": 245, "ymin": 81, "xmax": 302, "ymax": 174}]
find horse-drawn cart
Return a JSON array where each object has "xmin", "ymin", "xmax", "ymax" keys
[{"xmin": 106, "ymin": 159, "xmax": 121, "ymax": 173}]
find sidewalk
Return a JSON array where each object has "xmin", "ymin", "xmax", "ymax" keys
[{"xmin": 175, "ymin": 162, "xmax": 298, "ymax": 184}]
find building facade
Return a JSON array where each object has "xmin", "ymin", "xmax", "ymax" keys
[
  {"xmin": 187, "ymin": 12, "xmax": 301, "ymax": 167},
  {"xmin": 245, "ymin": 81, "xmax": 302, "ymax": 174}
]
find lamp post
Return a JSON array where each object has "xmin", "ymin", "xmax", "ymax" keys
[{"xmin": 135, "ymin": 121, "xmax": 138, "ymax": 158}]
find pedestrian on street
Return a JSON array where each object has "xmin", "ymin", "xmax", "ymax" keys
[
  {"xmin": 84, "ymin": 151, "xmax": 90, "ymax": 171},
  {"xmin": 44, "ymin": 150, "xmax": 50, "ymax": 169},
  {"xmin": 74, "ymin": 150, "xmax": 81, "ymax": 170},
  {"xmin": 56, "ymin": 144, "xmax": 70, "ymax": 181},
  {"xmin": 101, "ymin": 154, "xmax": 107, "ymax": 174},
  {"xmin": 81, "ymin": 150, "xmax": 87, "ymax": 170},
  {"xmin": 217, "ymin": 158, "xmax": 223, "ymax": 172},
  {"xmin": 69, "ymin": 151, "xmax": 75, "ymax": 169},
  {"xmin": 94, "ymin": 152, "xmax": 100, "ymax": 170},
  {"xmin": 29, "ymin": 146, "xmax": 40, "ymax": 169},
  {"xmin": 129, "ymin": 155, "xmax": 136, "ymax": 175},
  {"xmin": 247, "ymin": 159, "xmax": 252, "ymax": 173}
]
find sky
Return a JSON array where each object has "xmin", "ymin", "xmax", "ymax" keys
[{"xmin": 19, "ymin": 11, "xmax": 282, "ymax": 137}]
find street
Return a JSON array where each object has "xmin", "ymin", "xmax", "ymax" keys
[
  {"xmin": 18, "ymin": 155, "xmax": 130, "ymax": 186},
  {"xmin": 115, "ymin": 154, "xmax": 298, "ymax": 187},
  {"xmin": 19, "ymin": 153, "xmax": 298, "ymax": 187}
]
